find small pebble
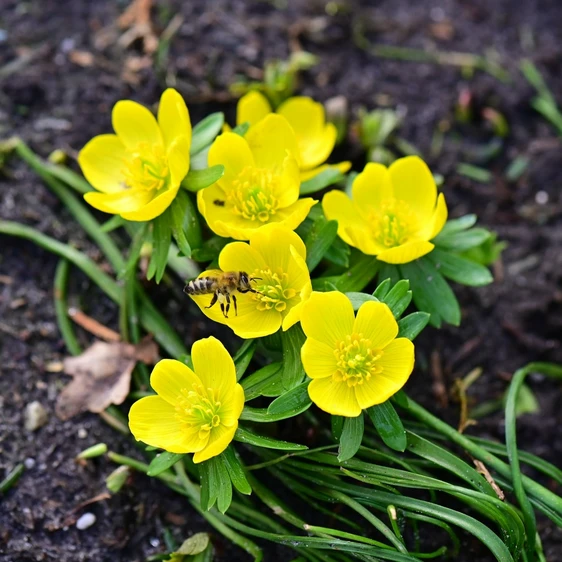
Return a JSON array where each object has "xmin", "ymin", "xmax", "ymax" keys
[
  {"xmin": 78, "ymin": 428, "xmax": 88, "ymax": 439},
  {"xmin": 24, "ymin": 401, "xmax": 49, "ymax": 431},
  {"xmin": 76, "ymin": 513, "xmax": 96, "ymax": 530},
  {"xmin": 24, "ymin": 458, "xmax": 36, "ymax": 469},
  {"xmin": 149, "ymin": 538, "xmax": 160, "ymax": 548},
  {"xmin": 535, "ymin": 190, "xmax": 549, "ymax": 205}
]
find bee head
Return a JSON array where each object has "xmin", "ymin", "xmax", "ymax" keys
[{"xmin": 239, "ymin": 272, "xmax": 251, "ymax": 290}]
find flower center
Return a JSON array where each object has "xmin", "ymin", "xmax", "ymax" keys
[
  {"xmin": 369, "ymin": 199, "xmax": 418, "ymax": 248},
  {"xmin": 251, "ymin": 268, "xmax": 297, "ymax": 313},
  {"xmin": 228, "ymin": 166, "xmax": 280, "ymax": 222},
  {"xmin": 175, "ymin": 383, "xmax": 222, "ymax": 441},
  {"xmin": 122, "ymin": 143, "xmax": 169, "ymax": 191},
  {"xmin": 333, "ymin": 333, "xmax": 383, "ymax": 387}
]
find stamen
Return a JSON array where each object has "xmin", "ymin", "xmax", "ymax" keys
[
  {"xmin": 228, "ymin": 167, "xmax": 280, "ymax": 222},
  {"xmin": 122, "ymin": 143, "xmax": 169, "ymax": 191},
  {"xmin": 369, "ymin": 199, "xmax": 419, "ymax": 248},
  {"xmin": 333, "ymin": 334, "xmax": 384, "ymax": 388}
]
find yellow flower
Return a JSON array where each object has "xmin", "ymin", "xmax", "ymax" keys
[
  {"xmin": 236, "ymin": 91, "xmax": 350, "ymax": 180},
  {"xmin": 129, "ymin": 337, "xmax": 244, "ymax": 463},
  {"xmin": 189, "ymin": 224, "xmax": 312, "ymax": 339},
  {"xmin": 198, "ymin": 114, "xmax": 316, "ymax": 240},
  {"xmin": 323, "ymin": 156, "xmax": 448, "ymax": 264},
  {"xmin": 300, "ymin": 292, "xmax": 414, "ymax": 417},
  {"xmin": 79, "ymin": 88, "xmax": 191, "ymax": 221}
]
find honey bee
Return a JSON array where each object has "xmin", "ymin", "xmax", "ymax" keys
[{"xmin": 183, "ymin": 271, "xmax": 261, "ymax": 318}]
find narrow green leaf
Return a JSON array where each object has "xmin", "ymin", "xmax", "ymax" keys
[
  {"xmin": 433, "ymin": 228, "xmax": 491, "ymax": 252},
  {"xmin": 181, "ymin": 165, "xmax": 224, "ymax": 192},
  {"xmin": 332, "ymin": 415, "xmax": 344, "ymax": 442},
  {"xmin": 147, "ymin": 213, "xmax": 172, "ymax": 283},
  {"xmin": 380, "ymin": 279, "xmax": 411, "ymax": 319},
  {"xmin": 335, "ymin": 255, "xmax": 379, "ymax": 292},
  {"xmin": 233, "ymin": 340, "xmax": 256, "ymax": 381},
  {"xmin": 305, "ymin": 218, "xmax": 339, "ymax": 271},
  {"xmin": 147, "ymin": 452, "xmax": 185, "ymax": 476},
  {"xmin": 174, "ymin": 533, "xmax": 210, "ymax": 556},
  {"xmin": 439, "ymin": 214, "xmax": 477, "ymax": 236},
  {"xmin": 268, "ymin": 380, "xmax": 311, "ymax": 416},
  {"xmin": 169, "ymin": 191, "xmax": 192, "ymax": 257},
  {"xmin": 222, "ymin": 446, "xmax": 252, "ymax": 495},
  {"xmin": 235, "ymin": 427, "xmax": 307, "ymax": 451},
  {"xmin": 191, "ymin": 112, "xmax": 224, "ymax": 155},
  {"xmin": 232, "ymin": 122, "xmax": 250, "ymax": 136},
  {"xmin": 300, "ymin": 168, "xmax": 344, "ymax": 195},
  {"xmin": 100, "ymin": 215, "xmax": 125, "ymax": 233},
  {"xmin": 426, "ymin": 248, "xmax": 493, "ymax": 287},
  {"xmin": 456, "ymin": 163, "xmax": 492, "ymax": 183},
  {"xmin": 241, "ymin": 403, "xmax": 310, "ymax": 422},
  {"xmin": 325, "ymin": 236, "xmax": 350, "ymax": 267},
  {"xmin": 214, "ymin": 455, "xmax": 233, "ymax": 513},
  {"xmin": 338, "ymin": 414, "xmax": 364, "ymax": 462},
  {"xmin": 345, "ymin": 292, "xmax": 378, "ymax": 310},
  {"xmin": 397, "ymin": 312, "xmax": 430, "ymax": 340},
  {"xmin": 281, "ymin": 325, "xmax": 306, "ymax": 390},
  {"xmin": 367, "ymin": 402, "xmax": 407, "ymax": 452},
  {"xmin": 377, "ymin": 262, "xmax": 401, "ymax": 285},
  {"xmin": 373, "ymin": 278, "xmax": 391, "ymax": 300},
  {"xmin": 198, "ymin": 460, "xmax": 213, "ymax": 511},
  {"xmin": 191, "ymin": 235, "xmax": 229, "ymax": 262},
  {"xmin": 400, "ymin": 259, "xmax": 460, "ymax": 327},
  {"xmin": 241, "ymin": 362, "xmax": 284, "ymax": 401},
  {"xmin": 119, "ymin": 222, "xmax": 148, "ymax": 280},
  {"xmin": 503, "ymin": 383, "xmax": 540, "ymax": 417}
]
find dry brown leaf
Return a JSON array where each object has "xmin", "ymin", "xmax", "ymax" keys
[{"xmin": 56, "ymin": 337, "xmax": 158, "ymax": 420}]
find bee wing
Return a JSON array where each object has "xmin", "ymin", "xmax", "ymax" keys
[{"xmin": 199, "ymin": 269, "xmax": 223, "ymax": 278}]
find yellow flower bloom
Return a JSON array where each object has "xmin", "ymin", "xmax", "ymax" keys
[
  {"xmin": 79, "ymin": 88, "xmax": 191, "ymax": 221},
  {"xmin": 323, "ymin": 156, "xmax": 448, "ymax": 264},
  {"xmin": 190, "ymin": 224, "xmax": 312, "ymax": 339},
  {"xmin": 198, "ymin": 114, "xmax": 316, "ymax": 240},
  {"xmin": 301, "ymin": 292, "xmax": 414, "ymax": 417},
  {"xmin": 129, "ymin": 337, "xmax": 244, "ymax": 463},
  {"xmin": 236, "ymin": 91, "xmax": 350, "ymax": 180}
]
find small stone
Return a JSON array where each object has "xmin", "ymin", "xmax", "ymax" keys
[
  {"xmin": 76, "ymin": 513, "xmax": 96, "ymax": 530},
  {"xmin": 24, "ymin": 458, "xmax": 36, "ymax": 469},
  {"xmin": 24, "ymin": 401, "xmax": 48, "ymax": 431},
  {"xmin": 77, "ymin": 428, "xmax": 88, "ymax": 439},
  {"xmin": 535, "ymin": 190, "xmax": 549, "ymax": 205}
]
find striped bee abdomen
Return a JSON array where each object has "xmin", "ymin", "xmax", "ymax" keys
[{"xmin": 184, "ymin": 277, "xmax": 217, "ymax": 295}]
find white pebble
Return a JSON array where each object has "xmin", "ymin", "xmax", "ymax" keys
[
  {"xmin": 24, "ymin": 458, "xmax": 36, "ymax": 469},
  {"xmin": 77, "ymin": 428, "xmax": 88, "ymax": 439},
  {"xmin": 76, "ymin": 513, "xmax": 96, "ymax": 530},
  {"xmin": 150, "ymin": 538, "xmax": 160, "ymax": 547},
  {"xmin": 535, "ymin": 190, "xmax": 549, "ymax": 205},
  {"xmin": 24, "ymin": 401, "xmax": 48, "ymax": 431}
]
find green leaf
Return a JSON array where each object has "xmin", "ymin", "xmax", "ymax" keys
[
  {"xmin": 268, "ymin": 380, "xmax": 311, "ymax": 416},
  {"xmin": 300, "ymin": 168, "xmax": 344, "ymax": 195},
  {"xmin": 232, "ymin": 122, "xmax": 250, "ymax": 136},
  {"xmin": 400, "ymin": 259, "xmax": 460, "ymax": 327},
  {"xmin": 325, "ymin": 236, "xmax": 350, "ymax": 268},
  {"xmin": 373, "ymin": 278, "xmax": 391, "ymax": 300},
  {"xmin": 215, "ymin": 456, "xmax": 233, "ymax": 513},
  {"xmin": 503, "ymin": 383, "xmax": 540, "ymax": 417},
  {"xmin": 305, "ymin": 217, "xmax": 339, "ymax": 271},
  {"xmin": 433, "ymin": 227, "xmax": 491, "ymax": 252},
  {"xmin": 241, "ymin": 362, "xmax": 284, "ymax": 401},
  {"xmin": 221, "ymin": 446, "xmax": 252, "ymax": 495},
  {"xmin": 174, "ymin": 533, "xmax": 210, "ymax": 555},
  {"xmin": 325, "ymin": 254, "xmax": 379, "ymax": 292},
  {"xmin": 331, "ymin": 415, "xmax": 344, "ymax": 442},
  {"xmin": 191, "ymin": 113, "xmax": 224, "ymax": 155},
  {"xmin": 241, "ymin": 402, "xmax": 311, "ymax": 422},
  {"xmin": 377, "ymin": 262, "xmax": 401, "ymax": 285},
  {"xmin": 100, "ymin": 215, "xmax": 125, "ymax": 233},
  {"xmin": 147, "ymin": 452, "xmax": 184, "ymax": 476},
  {"xmin": 169, "ymin": 191, "xmax": 193, "ymax": 257},
  {"xmin": 233, "ymin": 340, "xmax": 256, "ymax": 381},
  {"xmin": 440, "ymin": 214, "xmax": 477, "ymax": 236},
  {"xmin": 380, "ymin": 279, "xmax": 411, "ymax": 319},
  {"xmin": 234, "ymin": 427, "xmax": 307, "ymax": 451},
  {"xmin": 147, "ymin": 212, "xmax": 172, "ymax": 283},
  {"xmin": 191, "ymin": 236, "xmax": 230, "ymax": 262},
  {"xmin": 345, "ymin": 292, "xmax": 378, "ymax": 310},
  {"xmin": 366, "ymin": 401, "xmax": 407, "ymax": 452},
  {"xmin": 426, "ymin": 248, "xmax": 493, "ymax": 286},
  {"xmin": 199, "ymin": 455, "xmax": 232, "ymax": 512},
  {"xmin": 397, "ymin": 312, "xmax": 430, "ymax": 340},
  {"xmin": 181, "ymin": 165, "xmax": 224, "ymax": 192},
  {"xmin": 281, "ymin": 325, "xmax": 306, "ymax": 390},
  {"xmin": 338, "ymin": 414, "xmax": 364, "ymax": 462},
  {"xmin": 119, "ymin": 222, "xmax": 148, "ymax": 280}
]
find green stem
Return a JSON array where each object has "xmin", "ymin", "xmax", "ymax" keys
[
  {"xmin": 0, "ymin": 464, "xmax": 24, "ymax": 493},
  {"xmin": 53, "ymin": 259, "xmax": 82, "ymax": 355}
]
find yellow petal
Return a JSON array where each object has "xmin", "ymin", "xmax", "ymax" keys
[
  {"xmin": 120, "ymin": 186, "xmax": 179, "ymax": 221},
  {"xmin": 157, "ymin": 88, "xmax": 191, "ymax": 152},
  {"xmin": 322, "ymin": 190, "xmax": 367, "ymax": 247},
  {"xmin": 191, "ymin": 336, "xmax": 236, "ymax": 394},
  {"xmin": 308, "ymin": 377, "xmax": 361, "ymax": 417},
  {"xmin": 352, "ymin": 163, "xmax": 393, "ymax": 213},
  {"xmin": 237, "ymin": 91, "xmax": 272, "ymax": 126},
  {"xmin": 429, "ymin": 193, "xmax": 448, "ymax": 239},
  {"xmin": 246, "ymin": 114, "xmax": 299, "ymax": 170},
  {"xmin": 388, "ymin": 156, "xmax": 436, "ymax": 219},
  {"xmin": 129, "ymin": 395, "xmax": 205, "ymax": 453},
  {"xmin": 208, "ymin": 132, "xmax": 254, "ymax": 188},
  {"xmin": 78, "ymin": 134, "xmax": 128, "ymax": 193},
  {"xmin": 219, "ymin": 384, "xmax": 245, "ymax": 427},
  {"xmin": 112, "ymin": 99, "xmax": 163, "ymax": 149},
  {"xmin": 275, "ymin": 155, "xmax": 301, "ymax": 208},
  {"xmin": 301, "ymin": 291, "xmax": 354, "ymax": 347},
  {"xmin": 219, "ymin": 241, "xmax": 267, "ymax": 274},
  {"xmin": 227, "ymin": 307, "xmax": 282, "ymax": 339},
  {"xmin": 150, "ymin": 359, "xmax": 201, "ymax": 406},
  {"xmin": 353, "ymin": 301, "xmax": 398, "ymax": 349},
  {"xmin": 345, "ymin": 225, "xmax": 386, "ymax": 255},
  {"xmin": 301, "ymin": 338, "xmax": 337, "ymax": 379},
  {"xmin": 285, "ymin": 243, "xmax": 311, "ymax": 292},
  {"xmin": 193, "ymin": 423, "xmax": 238, "ymax": 464},
  {"xmin": 84, "ymin": 189, "xmax": 152, "ymax": 215},
  {"xmin": 355, "ymin": 338, "xmax": 414, "ymax": 408},
  {"xmin": 248, "ymin": 224, "xmax": 306, "ymax": 272},
  {"xmin": 277, "ymin": 97, "xmax": 336, "ymax": 169},
  {"xmin": 300, "ymin": 161, "xmax": 351, "ymax": 182},
  {"xmin": 376, "ymin": 240, "xmax": 434, "ymax": 264},
  {"xmin": 273, "ymin": 198, "xmax": 317, "ymax": 233},
  {"xmin": 168, "ymin": 137, "xmax": 190, "ymax": 185}
]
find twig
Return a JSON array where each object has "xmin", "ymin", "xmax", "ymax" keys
[{"xmin": 68, "ymin": 307, "xmax": 121, "ymax": 342}]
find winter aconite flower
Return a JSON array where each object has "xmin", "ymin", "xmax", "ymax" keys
[
  {"xmin": 129, "ymin": 337, "xmax": 244, "ymax": 463},
  {"xmin": 301, "ymin": 292, "xmax": 414, "ymax": 417},
  {"xmin": 198, "ymin": 114, "xmax": 316, "ymax": 240},
  {"xmin": 323, "ymin": 156, "xmax": 448, "ymax": 264},
  {"xmin": 189, "ymin": 224, "xmax": 312, "ymax": 338},
  {"xmin": 79, "ymin": 88, "xmax": 191, "ymax": 221},
  {"xmin": 236, "ymin": 91, "xmax": 350, "ymax": 180}
]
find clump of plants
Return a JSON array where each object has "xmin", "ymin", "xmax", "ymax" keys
[{"xmin": 2, "ymin": 59, "xmax": 561, "ymax": 562}]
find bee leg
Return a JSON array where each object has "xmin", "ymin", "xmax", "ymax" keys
[
  {"xmin": 232, "ymin": 294, "xmax": 238, "ymax": 316},
  {"xmin": 205, "ymin": 293, "xmax": 218, "ymax": 309},
  {"xmin": 220, "ymin": 301, "xmax": 226, "ymax": 317},
  {"xmin": 224, "ymin": 294, "xmax": 231, "ymax": 318}
]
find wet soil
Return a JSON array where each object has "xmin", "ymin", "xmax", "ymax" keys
[{"xmin": 1, "ymin": 0, "xmax": 561, "ymax": 561}]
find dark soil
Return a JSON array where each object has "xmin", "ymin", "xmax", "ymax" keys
[{"xmin": 1, "ymin": 1, "xmax": 561, "ymax": 561}]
